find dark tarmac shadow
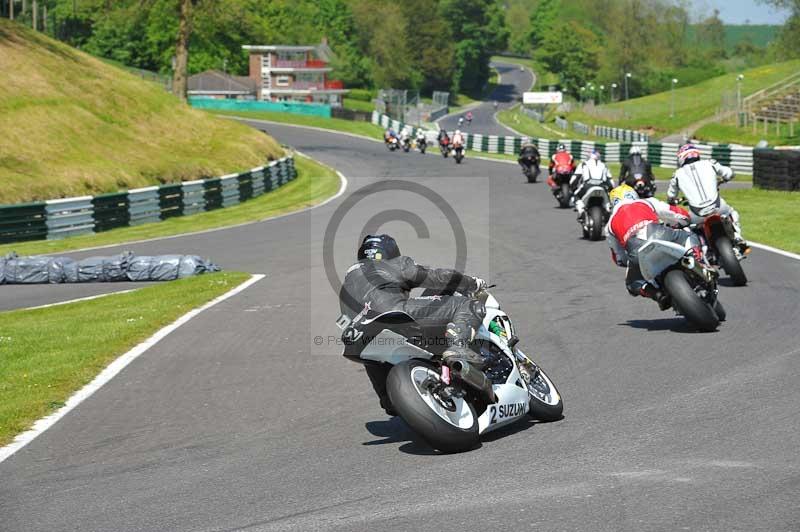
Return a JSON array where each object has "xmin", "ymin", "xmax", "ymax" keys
[
  {"xmin": 364, "ymin": 412, "xmax": 564, "ymax": 454},
  {"xmin": 363, "ymin": 418, "xmax": 440, "ymax": 455},
  {"xmin": 480, "ymin": 415, "xmax": 562, "ymax": 444},
  {"xmin": 621, "ymin": 318, "xmax": 718, "ymax": 333},
  {"xmin": 718, "ymin": 277, "xmax": 747, "ymax": 288}
]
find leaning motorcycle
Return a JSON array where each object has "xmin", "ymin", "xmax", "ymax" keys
[
  {"xmin": 689, "ymin": 212, "xmax": 748, "ymax": 286},
  {"xmin": 547, "ymin": 164, "xmax": 573, "ymax": 208},
  {"xmin": 453, "ymin": 145, "xmax": 465, "ymax": 164},
  {"xmin": 386, "ymin": 137, "xmax": 400, "ymax": 152},
  {"xmin": 637, "ymin": 238, "xmax": 725, "ymax": 331},
  {"xmin": 439, "ymin": 138, "xmax": 450, "ymax": 158},
  {"xmin": 416, "ymin": 136, "xmax": 427, "ymax": 154},
  {"xmin": 338, "ymin": 288, "xmax": 563, "ymax": 453},
  {"xmin": 577, "ymin": 184, "xmax": 611, "ymax": 241},
  {"xmin": 520, "ymin": 157, "xmax": 540, "ymax": 183}
]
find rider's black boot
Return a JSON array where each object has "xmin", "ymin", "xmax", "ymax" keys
[{"xmin": 442, "ymin": 323, "xmax": 486, "ymax": 369}]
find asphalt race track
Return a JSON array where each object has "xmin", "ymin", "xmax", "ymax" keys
[
  {"xmin": 437, "ymin": 61, "xmax": 533, "ymax": 136},
  {"xmin": 2, "ymin": 119, "xmax": 800, "ymax": 531}
]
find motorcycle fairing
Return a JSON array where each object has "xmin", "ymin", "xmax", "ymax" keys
[
  {"xmin": 360, "ymin": 329, "xmax": 434, "ymax": 365},
  {"xmin": 581, "ymin": 185, "xmax": 611, "ymax": 210},
  {"xmin": 637, "ymin": 239, "xmax": 689, "ymax": 281}
]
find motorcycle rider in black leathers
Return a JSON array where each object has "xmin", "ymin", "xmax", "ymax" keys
[
  {"xmin": 517, "ymin": 142, "xmax": 541, "ymax": 176},
  {"xmin": 619, "ymin": 146, "xmax": 656, "ymax": 197},
  {"xmin": 340, "ymin": 234, "xmax": 487, "ymax": 415}
]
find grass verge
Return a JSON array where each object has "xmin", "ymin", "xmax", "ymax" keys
[
  {"xmin": 718, "ymin": 188, "xmax": 800, "ymax": 253},
  {"xmin": 694, "ymin": 121, "xmax": 800, "ymax": 147},
  {"xmin": 0, "ymin": 19, "xmax": 282, "ymax": 204},
  {"xmin": 562, "ymin": 60, "xmax": 800, "ymax": 136},
  {"xmin": 0, "ymin": 271, "xmax": 251, "ymax": 447},
  {"xmin": 0, "ymin": 153, "xmax": 340, "ymax": 256},
  {"xmin": 207, "ymin": 109, "xmax": 385, "ymax": 139},
  {"xmin": 497, "ymin": 104, "xmax": 601, "ymax": 141},
  {"xmin": 342, "ymin": 98, "xmax": 375, "ymax": 113}
]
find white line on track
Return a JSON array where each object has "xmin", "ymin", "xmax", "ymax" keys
[
  {"xmin": 0, "ymin": 273, "xmax": 266, "ymax": 464},
  {"xmin": 21, "ymin": 289, "xmax": 140, "ymax": 310},
  {"xmin": 749, "ymin": 241, "xmax": 800, "ymax": 261},
  {"xmin": 225, "ymin": 116, "xmax": 383, "ymax": 144}
]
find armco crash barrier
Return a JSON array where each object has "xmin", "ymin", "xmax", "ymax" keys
[
  {"xmin": 372, "ymin": 112, "xmax": 754, "ymax": 175},
  {"xmin": 0, "ymin": 251, "xmax": 220, "ymax": 284},
  {"xmin": 0, "ymin": 156, "xmax": 297, "ymax": 244}
]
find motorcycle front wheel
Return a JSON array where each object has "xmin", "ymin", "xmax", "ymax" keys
[
  {"xmin": 522, "ymin": 363, "xmax": 563, "ymax": 422},
  {"xmin": 664, "ymin": 269, "xmax": 720, "ymax": 332},
  {"xmin": 716, "ymin": 236, "xmax": 747, "ymax": 286},
  {"xmin": 387, "ymin": 359, "xmax": 480, "ymax": 453}
]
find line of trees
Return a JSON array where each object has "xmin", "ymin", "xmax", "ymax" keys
[
  {"xmin": 1, "ymin": 0, "xmax": 508, "ymax": 97},
  {"xmin": 4, "ymin": 0, "xmax": 797, "ymax": 102},
  {"xmin": 506, "ymin": 0, "xmax": 788, "ymax": 100}
]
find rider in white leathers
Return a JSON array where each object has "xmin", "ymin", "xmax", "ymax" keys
[
  {"xmin": 666, "ymin": 144, "xmax": 748, "ymax": 250},
  {"xmin": 571, "ymin": 150, "xmax": 615, "ymax": 220}
]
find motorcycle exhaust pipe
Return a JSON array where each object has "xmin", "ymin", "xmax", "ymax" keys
[{"xmin": 448, "ymin": 359, "xmax": 496, "ymax": 403}]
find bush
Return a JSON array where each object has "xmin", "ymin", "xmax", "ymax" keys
[{"xmin": 348, "ymin": 88, "xmax": 376, "ymax": 102}]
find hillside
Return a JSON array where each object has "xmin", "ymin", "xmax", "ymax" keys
[
  {"xmin": 0, "ymin": 19, "xmax": 282, "ymax": 204},
  {"xmin": 563, "ymin": 60, "xmax": 800, "ymax": 137},
  {"xmin": 686, "ymin": 24, "xmax": 780, "ymax": 52}
]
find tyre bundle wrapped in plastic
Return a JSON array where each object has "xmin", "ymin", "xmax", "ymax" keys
[{"xmin": 0, "ymin": 251, "xmax": 220, "ymax": 284}]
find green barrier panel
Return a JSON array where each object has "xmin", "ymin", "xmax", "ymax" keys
[
  {"xmin": 481, "ymin": 136, "xmax": 489, "ymax": 152},
  {"xmin": 466, "ymin": 135, "xmax": 474, "ymax": 150},
  {"xmin": 203, "ymin": 178, "xmax": 223, "ymax": 211},
  {"xmin": 513, "ymin": 137, "xmax": 522, "ymax": 153},
  {"xmin": 92, "ymin": 192, "xmax": 129, "ymax": 232},
  {"xmin": 0, "ymin": 202, "xmax": 48, "ymax": 243},
  {"xmin": 711, "ymin": 145, "xmax": 732, "ymax": 166},
  {"xmin": 647, "ymin": 144, "xmax": 662, "ymax": 166},
  {"xmin": 238, "ymin": 171, "xmax": 254, "ymax": 202},
  {"xmin": 158, "ymin": 184, "xmax": 184, "ymax": 220},
  {"xmin": 189, "ymin": 97, "xmax": 332, "ymax": 118},
  {"xmin": 596, "ymin": 142, "xmax": 606, "ymax": 159},
  {"xmin": 497, "ymin": 136, "xmax": 505, "ymax": 154}
]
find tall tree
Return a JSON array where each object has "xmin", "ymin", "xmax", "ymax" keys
[
  {"xmin": 172, "ymin": 0, "xmax": 194, "ymax": 101},
  {"xmin": 758, "ymin": 0, "xmax": 800, "ymax": 57}
]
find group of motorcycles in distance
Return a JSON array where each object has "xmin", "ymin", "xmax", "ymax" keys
[
  {"xmin": 383, "ymin": 115, "xmax": 474, "ymax": 164},
  {"xmin": 517, "ymin": 145, "xmax": 749, "ymax": 333}
]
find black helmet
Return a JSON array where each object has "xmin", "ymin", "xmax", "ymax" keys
[{"xmin": 358, "ymin": 234, "xmax": 401, "ymax": 261}]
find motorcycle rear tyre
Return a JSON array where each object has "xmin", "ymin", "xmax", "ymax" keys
[
  {"xmin": 664, "ymin": 270, "xmax": 720, "ymax": 332},
  {"xmin": 558, "ymin": 182, "xmax": 571, "ymax": 209},
  {"xmin": 588, "ymin": 206, "xmax": 604, "ymax": 241},
  {"xmin": 716, "ymin": 236, "xmax": 747, "ymax": 286},
  {"xmin": 387, "ymin": 360, "xmax": 480, "ymax": 453}
]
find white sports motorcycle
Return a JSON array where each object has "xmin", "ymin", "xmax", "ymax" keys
[
  {"xmin": 338, "ymin": 287, "xmax": 563, "ymax": 453},
  {"xmin": 577, "ymin": 184, "xmax": 612, "ymax": 241}
]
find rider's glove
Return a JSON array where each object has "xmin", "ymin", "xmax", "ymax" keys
[
  {"xmin": 472, "ymin": 277, "xmax": 487, "ymax": 295},
  {"xmin": 667, "ymin": 196, "xmax": 679, "ymax": 206}
]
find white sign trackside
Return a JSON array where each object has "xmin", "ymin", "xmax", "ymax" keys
[{"xmin": 523, "ymin": 91, "xmax": 563, "ymax": 105}]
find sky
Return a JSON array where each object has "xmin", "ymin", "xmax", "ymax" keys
[{"xmin": 688, "ymin": 0, "xmax": 791, "ymax": 24}]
